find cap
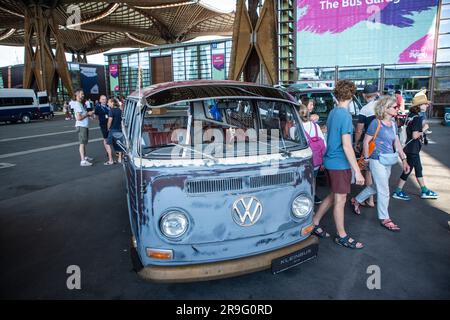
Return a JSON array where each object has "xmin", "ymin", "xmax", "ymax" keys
[{"xmin": 363, "ymin": 84, "xmax": 378, "ymax": 94}]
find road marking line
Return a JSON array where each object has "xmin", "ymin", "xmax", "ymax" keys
[
  {"xmin": 0, "ymin": 138, "xmax": 103, "ymax": 159},
  {"xmin": 0, "ymin": 127, "xmax": 100, "ymax": 142},
  {"xmin": 0, "ymin": 162, "xmax": 16, "ymax": 169}
]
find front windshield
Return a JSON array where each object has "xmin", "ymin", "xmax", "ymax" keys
[{"xmin": 140, "ymin": 99, "xmax": 307, "ymax": 159}]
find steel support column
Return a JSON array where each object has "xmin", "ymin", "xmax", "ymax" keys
[{"xmin": 23, "ymin": 3, "xmax": 73, "ymax": 100}]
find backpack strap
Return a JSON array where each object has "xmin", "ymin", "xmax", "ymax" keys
[
  {"xmin": 303, "ymin": 123, "xmax": 312, "ymax": 140},
  {"xmin": 372, "ymin": 120, "xmax": 381, "ymax": 140},
  {"xmin": 313, "ymin": 122, "xmax": 319, "ymax": 137}
]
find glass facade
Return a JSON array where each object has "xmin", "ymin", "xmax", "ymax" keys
[
  {"xmin": 278, "ymin": 0, "xmax": 450, "ymax": 118},
  {"xmin": 104, "ymin": 39, "xmax": 232, "ymax": 98}
]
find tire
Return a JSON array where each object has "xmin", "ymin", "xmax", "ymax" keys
[
  {"xmin": 130, "ymin": 246, "xmax": 144, "ymax": 273},
  {"xmin": 21, "ymin": 114, "xmax": 31, "ymax": 123}
]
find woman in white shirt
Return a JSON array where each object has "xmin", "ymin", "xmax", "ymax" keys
[{"xmin": 299, "ymin": 104, "xmax": 327, "ymax": 204}]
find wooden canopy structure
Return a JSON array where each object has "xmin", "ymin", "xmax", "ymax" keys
[
  {"xmin": 228, "ymin": 0, "xmax": 278, "ymax": 85},
  {"xmin": 0, "ymin": 0, "xmax": 235, "ymax": 99}
]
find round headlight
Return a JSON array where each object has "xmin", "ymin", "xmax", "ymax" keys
[
  {"xmin": 160, "ymin": 211, "xmax": 189, "ymax": 238},
  {"xmin": 292, "ymin": 195, "xmax": 313, "ymax": 219}
]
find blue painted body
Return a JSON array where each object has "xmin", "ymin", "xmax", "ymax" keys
[
  {"xmin": 125, "ymin": 156, "xmax": 314, "ymax": 266},
  {"xmin": 0, "ymin": 106, "xmax": 40, "ymax": 121}
]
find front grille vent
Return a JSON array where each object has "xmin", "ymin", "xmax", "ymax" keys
[
  {"xmin": 186, "ymin": 177, "xmax": 243, "ymax": 194},
  {"xmin": 249, "ymin": 172, "xmax": 295, "ymax": 189}
]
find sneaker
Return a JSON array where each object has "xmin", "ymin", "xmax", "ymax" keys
[
  {"xmin": 392, "ymin": 190, "xmax": 411, "ymax": 201},
  {"xmin": 421, "ymin": 189, "xmax": 438, "ymax": 199},
  {"xmin": 425, "ymin": 130, "xmax": 432, "ymax": 134},
  {"xmin": 84, "ymin": 156, "xmax": 94, "ymax": 162},
  {"xmin": 314, "ymin": 195, "xmax": 322, "ymax": 204},
  {"xmin": 80, "ymin": 160, "xmax": 93, "ymax": 167}
]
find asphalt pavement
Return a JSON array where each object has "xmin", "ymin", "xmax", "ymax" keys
[{"xmin": 0, "ymin": 116, "xmax": 449, "ymax": 299}]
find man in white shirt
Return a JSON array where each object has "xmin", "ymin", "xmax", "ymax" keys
[
  {"xmin": 354, "ymin": 84, "xmax": 379, "ymax": 207},
  {"xmin": 73, "ymin": 89, "xmax": 94, "ymax": 166},
  {"xmin": 355, "ymin": 84, "xmax": 379, "ymax": 151}
]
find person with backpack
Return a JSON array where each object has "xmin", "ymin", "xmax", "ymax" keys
[
  {"xmin": 299, "ymin": 104, "xmax": 326, "ymax": 204},
  {"xmin": 350, "ymin": 96, "xmax": 410, "ymax": 231},
  {"xmin": 392, "ymin": 92, "xmax": 438, "ymax": 201}
]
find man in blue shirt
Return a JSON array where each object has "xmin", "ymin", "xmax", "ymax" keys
[
  {"xmin": 94, "ymin": 95, "xmax": 114, "ymax": 165},
  {"xmin": 312, "ymin": 80, "xmax": 365, "ymax": 249}
]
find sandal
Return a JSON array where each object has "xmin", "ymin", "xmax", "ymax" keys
[
  {"xmin": 104, "ymin": 161, "xmax": 115, "ymax": 166},
  {"xmin": 381, "ymin": 219, "xmax": 400, "ymax": 232},
  {"xmin": 312, "ymin": 224, "xmax": 330, "ymax": 238},
  {"xmin": 360, "ymin": 199, "xmax": 375, "ymax": 208},
  {"xmin": 350, "ymin": 198, "xmax": 361, "ymax": 215},
  {"xmin": 334, "ymin": 235, "xmax": 364, "ymax": 249}
]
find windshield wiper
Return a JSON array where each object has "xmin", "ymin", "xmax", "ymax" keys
[
  {"xmin": 143, "ymin": 143, "xmax": 177, "ymax": 155},
  {"xmin": 258, "ymin": 140, "xmax": 292, "ymax": 157}
]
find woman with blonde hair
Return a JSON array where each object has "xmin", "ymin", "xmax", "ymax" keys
[
  {"xmin": 299, "ymin": 104, "xmax": 326, "ymax": 204},
  {"xmin": 351, "ymin": 96, "xmax": 410, "ymax": 231}
]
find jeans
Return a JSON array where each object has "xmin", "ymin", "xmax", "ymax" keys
[{"xmin": 355, "ymin": 159, "xmax": 392, "ymax": 220}]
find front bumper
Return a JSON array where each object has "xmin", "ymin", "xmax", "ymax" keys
[{"xmin": 137, "ymin": 235, "xmax": 319, "ymax": 283}]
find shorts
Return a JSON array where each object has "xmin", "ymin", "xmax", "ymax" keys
[
  {"xmin": 326, "ymin": 169, "xmax": 352, "ymax": 194},
  {"xmin": 100, "ymin": 125, "xmax": 108, "ymax": 139},
  {"xmin": 107, "ymin": 130, "xmax": 124, "ymax": 149},
  {"xmin": 77, "ymin": 126, "xmax": 89, "ymax": 145}
]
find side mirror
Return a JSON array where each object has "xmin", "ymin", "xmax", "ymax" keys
[{"xmin": 112, "ymin": 132, "xmax": 126, "ymax": 152}]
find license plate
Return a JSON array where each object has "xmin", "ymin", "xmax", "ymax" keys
[{"xmin": 271, "ymin": 243, "xmax": 318, "ymax": 274}]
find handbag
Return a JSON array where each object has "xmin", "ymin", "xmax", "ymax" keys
[{"xmin": 357, "ymin": 120, "xmax": 381, "ymax": 171}]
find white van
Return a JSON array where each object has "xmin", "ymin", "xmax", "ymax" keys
[{"xmin": 0, "ymin": 88, "xmax": 51, "ymax": 123}]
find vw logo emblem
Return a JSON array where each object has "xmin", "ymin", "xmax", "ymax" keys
[{"xmin": 232, "ymin": 196, "xmax": 263, "ymax": 227}]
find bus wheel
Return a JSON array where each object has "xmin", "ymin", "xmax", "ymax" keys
[{"xmin": 21, "ymin": 114, "xmax": 31, "ymax": 123}]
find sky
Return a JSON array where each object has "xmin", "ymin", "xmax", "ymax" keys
[{"xmin": 0, "ymin": 0, "xmax": 236, "ymax": 67}]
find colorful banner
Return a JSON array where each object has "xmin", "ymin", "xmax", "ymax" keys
[
  {"xmin": 296, "ymin": 0, "xmax": 439, "ymax": 67},
  {"xmin": 109, "ymin": 64, "xmax": 119, "ymax": 92},
  {"xmin": 80, "ymin": 66, "xmax": 99, "ymax": 95},
  {"xmin": 212, "ymin": 53, "xmax": 225, "ymax": 80}
]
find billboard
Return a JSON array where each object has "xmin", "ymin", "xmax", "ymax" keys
[
  {"xmin": 296, "ymin": 0, "xmax": 439, "ymax": 68},
  {"xmin": 80, "ymin": 66, "xmax": 99, "ymax": 95},
  {"xmin": 212, "ymin": 53, "xmax": 225, "ymax": 80},
  {"xmin": 109, "ymin": 64, "xmax": 119, "ymax": 92}
]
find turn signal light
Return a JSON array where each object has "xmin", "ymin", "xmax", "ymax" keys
[
  {"xmin": 301, "ymin": 224, "xmax": 315, "ymax": 236},
  {"xmin": 146, "ymin": 248, "xmax": 173, "ymax": 260}
]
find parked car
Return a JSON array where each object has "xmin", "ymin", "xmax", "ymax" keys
[
  {"xmin": 0, "ymin": 88, "xmax": 52, "ymax": 123},
  {"xmin": 118, "ymin": 80, "xmax": 319, "ymax": 282},
  {"xmin": 284, "ymin": 86, "xmax": 363, "ymax": 131}
]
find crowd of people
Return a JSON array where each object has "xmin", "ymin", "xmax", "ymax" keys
[
  {"xmin": 301, "ymin": 80, "xmax": 438, "ymax": 249},
  {"xmin": 67, "ymin": 89, "xmax": 125, "ymax": 167}
]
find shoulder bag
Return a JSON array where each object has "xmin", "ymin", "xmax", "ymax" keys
[{"xmin": 357, "ymin": 120, "xmax": 381, "ymax": 170}]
